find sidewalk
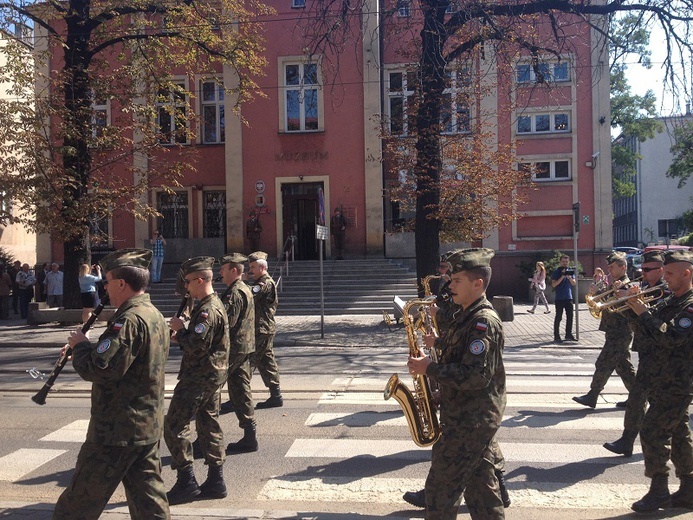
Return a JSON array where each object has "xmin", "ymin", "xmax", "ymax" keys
[{"xmin": 0, "ymin": 302, "xmax": 603, "ymax": 350}]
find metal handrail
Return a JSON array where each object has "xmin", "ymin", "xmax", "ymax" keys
[{"xmin": 271, "ymin": 235, "xmax": 295, "ymax": 292}]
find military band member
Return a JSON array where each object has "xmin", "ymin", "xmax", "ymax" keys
[
  {"xmin": 165, "ymin": 257, "xmax": 230, "ymax": 505},
  {"xmin": 626, "ymin": 249, "xmax": 693, "ymax": 512},
  {"xmin": 573, "ymin": 251, "xmax": 636, "ymax": 408},
  {"xmin": 406, "ymin": 248, "xmax": 506, "ymax": 519},
  {"xmin": 218, "ymin": 253, "xmax": 259, "ymax": 453},
  {"xmin": 604, "ymin": 250, "xmax": 668, "ymax": 457},
  {"xmin": 247, "ymin": 251, "xmax": 283, "ymax": 408},
  {"xmin": 53, "ymin": 249, "xmax": 170, "ymax": 520}
]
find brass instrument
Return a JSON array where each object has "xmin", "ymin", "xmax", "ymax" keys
[
  {"xmin": 585, "ymin": 278, "xmax": 638, "ymax": 318},
  {"xmin": 421, "ymin": 275, "xmax": 442, "ymax": 297},
  {"xmin": 384, "ymin": 298, "xmax": 442, "ymax": 447},
  {"xmin": 588, "ymin": 286, "xmax": 665, "ymax": 316}
]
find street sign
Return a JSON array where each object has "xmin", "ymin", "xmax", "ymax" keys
[
  {"xmin": 255, "ymin": 180, "xmax": 265, "ymax": 193},
  {"xmin": 316, "ymin": 224, "xmax": 329, "ymax": 240}
]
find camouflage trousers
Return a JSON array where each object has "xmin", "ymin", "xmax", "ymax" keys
[
  {"xmin": 425, "ymin": 427, "xmax": 504, "ymax": 520},
  {"xmin": 252, "ymin": 333, "xmax": 280, "ymax": 389},
  {"xmin": 227, "ymin": 352, "xmax": 255, "ymax": 429},
  {"xmin": 164, "ymin": 379, "xmax": 224, "ymax": 470},
  {"xmin": 53, "ymin": 441, "xmax": 169, "ymax": 520},
  {"xmin": 641, "ymin": 393, "xmax": 693, "ymax": 478},
  {"xmin": 589, "ymin": 333, "xmax": 636, "ymax": 394},
  {"xmin": 622, "ymin": 352, "xmax": 655, "ymax": 443}
]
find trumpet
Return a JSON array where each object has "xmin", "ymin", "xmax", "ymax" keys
[{"xmin": 587, "ymin": 286, "xmax": 663, "ymax": 318}]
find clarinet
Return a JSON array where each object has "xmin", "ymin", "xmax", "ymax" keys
[
  {"xmin": 32, "ymin": 294, "xmax": 110, "ymax": 405},
  {"xmin": 170, "ymin": 293, "xmax": 191, "ymax": 339}
]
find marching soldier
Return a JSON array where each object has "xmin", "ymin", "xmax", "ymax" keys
[
  {"xmin": 165, "ymin": 257, "xmax": 230, "ymax": 505},
  {"xmin": 603, "ymin": 250, "xmax": 668, "ymax": 457},
  {"xmin": 625, "ymin": 249, "xmax": 693, "ymax": 512},
  {"xmin": 573, "ymin": 251, "xmax": 636, "ymax": 408},
  {"xmin": 53, "ymin": 249, "xmax": 170, "ymax": 520},
  {"xmin": 218, "ymin": 253, "xmax": 259, "ymax": 453},
  {"xmin": 247, "ymin": 251, "xmax": 283, "ymax": 408},
  {"xmin": 406, "ymin": 248, "xmax": 506, "ymax": 519}
]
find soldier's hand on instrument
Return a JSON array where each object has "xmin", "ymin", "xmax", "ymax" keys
[
  {"xmin": 430, "ymin": 305, "xmax": 439, "ymax": 318},
  {"xmin": 625, "ymin": 297, "xmax": 648, "ymax": 315},
  {"xmin": 67, "ymin": 329, "xmax": 88, "ymax": 348},
  {"xmin": 408, "ymin": 353, "xmax": 431, "ymax": 376},
  {"xmin": 169, "ymin": 316, "xmax": 184, "ymax": 332},
  {"xmin": 422, "ymin": 333, "xmax": 436, "ymax": 349}
]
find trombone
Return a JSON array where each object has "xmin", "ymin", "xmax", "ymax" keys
[{"xmin": 586, "ymin": 285, "xmax": 664, "ymax": 318}]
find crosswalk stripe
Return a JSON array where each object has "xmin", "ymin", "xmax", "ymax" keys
[
  {"xmin": 305, "ymin": 412, "xmax": 627, "ymax": 430},
  {"xmin": 259, "ymin": 477, "xmax": 649, "ymax": 508},
  {"xmin": 318, "ymin": 392, "xmax": 627, "ymax": 407},
  {"xmin": 39, "ymin": 420, "xmax": 89, "ymax": 443},
  {"xmin": 0, "ymin": 448, "xmax": 67, "ymax": 482},
  {"xmin": 285, "ymin": 439, "xmax": 642, "ymax": 462}
]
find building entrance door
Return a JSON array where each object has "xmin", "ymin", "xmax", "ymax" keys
[{"xmin": 281, "ymin": 182, "xmax": 323, "ymax": 260}]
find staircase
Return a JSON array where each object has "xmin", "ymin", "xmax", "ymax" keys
[{"xmin": 148, "ymin": 258, "xmax": 419, "ymax": 316}]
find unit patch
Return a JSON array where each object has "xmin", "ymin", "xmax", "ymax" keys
[
  {"xmin": 96, "ymin": 339, "xmax": 111, "ymax": 354},
  {"xmin": 679, "ymin": 317, "xmax": 692, "ymax": 329},
  {"xmin": 469, "ymin": 339, "xmax": 486, "ymax": 355},
  {"xmin": 252, "ymin": 285, "xmax": 261, "ymax": 293},
  {"xmin": 194, "ymin": 323, "xmax": 206, "ymax": 334}
]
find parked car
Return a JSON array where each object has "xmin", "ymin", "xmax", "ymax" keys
[
  {"xmin": 613, "ymin": 246, "xmax": 642, "ymax": 255},
  {"xmin": 626, "ymin": 253, "xmax": 643, "ymax": 280},
  {"xmin": 642, "ymin": 244, "xmax": 692, "ymax": 253}
]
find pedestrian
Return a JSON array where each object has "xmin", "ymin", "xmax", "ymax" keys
[
  {"xmin": 8, "ymin": 260, "xmax": 20, "ymax": 315},
  {"xmin": 330, "ymin": 208, "xmax": 347, "ymax": 260},
  {"xmin": 247, "ymin": 251, "xmax": 282, "ymax": 408},
  {"xmin": 217, "ymin": 253, "xmax": 259, "ymax": 453},
  {"xmin": 603, "ymin": 250, "xmax": 668, "ymax": 457},
  {"xmin": 35, "ymin": 262, "xmax": 49, "ymax": 302},
  {"xmin": 150, "ymin": 230, "xmax": 166, "ymax": 283},
  {"xmin": 44, "ymin": 262, "xmax": 64, "ymax": 308},
  {"xmin": 405, "ymin": 248, "xmax": 507, "ymax": 519},
  {"xmin": 593, "ymin": 267, "xmax": 607, "ymax": 286},
  {"xmin": 52, "ymin": 248, "xmax": 170, "ymax": 520},
  {"xmin": 527, "ymin": 261, "xmax": 550, "ymax": 314},
  {"xmin": 550, "ymin": 254, "xmax": 576, "ymax": 343},
  {"xmin": 246, "ymin": 210, "xmax": 262, "ymax": 252},
  {"xmin": 15, "ymin": 263, "xmax": 35, "ymax": 319},
  {"xmin": 624, "ymin": 249, "xmax": 693, "ymax": 512},
  {"xmin": 165, "ymin": 256, "xmax": 230, "ymax": 505},
  {"xmin": 573, "ymin": 251, "xmax": 636, "ymax": 408},
  {"xmin": 78, "ymin": 263, "xmax": 102, "ymax": 323},
  {"xmin": 0, "ymin": 263, "xmax": 12, "ymax": 319}
]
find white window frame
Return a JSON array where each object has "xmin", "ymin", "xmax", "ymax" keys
[
  {"xmin": 278, "ymin": 57, "xmax": 324, "ymax": 133},
  {"xmin": 199, "ymin": 78, "xmax": 225, "ymax": 144},
  {"xmin": 517, "ymin": 111, "xmax": 570, "ymax": 135},
  {"xmin": 441, "ymin": 65, "xmax": 472, "ymax": 135},
  {"xmin": 157, "ymin": 78, "xmax": 189, "ymax": 145},
  {"xmin": 91, "ymin": 94, "xmax": 110, "ymax": 139},
  {"xmin": 520, "ymin": 159, "xmax": 571, "ymax": 181},
  {"xmin": 516, "ymin": 60, "xmax": 571, "ymax": 84},
  {"xmin": 386, "ymin": 67, "xmax": 416, "ymax": 136}
]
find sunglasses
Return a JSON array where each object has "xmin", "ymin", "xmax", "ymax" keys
[
  {"xmin": 184, "ymin": 276, "xmax": 203, "ymax": 285},
  {"xmin": 641, "ymin": 267, "xmax": 662, "ymax": 273}
]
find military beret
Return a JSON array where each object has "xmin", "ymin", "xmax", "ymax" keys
[
  {"xmin": 445, "ymin": 248, "xmax": 495, "ymax": 273},
  {"xmin": 219, "ymin": 252, "xmax": 248, "ymax": 266},
  {"xmin": 606, "ymin": 251, "xmax": 627, "ymax": 264},
  {"xmin": 642, "ymin": 250, "xmax": 665, "ymax": 264},
  {"xmin": 663, "ymin": 249, "xmax": 693, "ymax": 265},
  {"xmin": 100, "ymin": 248, "xmax": 152, "ymax": 272},
  {"xmin": 180, "ymin": 256, "xmax": 216, "ymax": 276},
  {"xmin": 248, "ymin": 251, "xmax": 268, "ymax": 262}
]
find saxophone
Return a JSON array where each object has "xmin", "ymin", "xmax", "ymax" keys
[{"xmin": 384, "ymin": 298, "xmax": 442, "ymax": 447}]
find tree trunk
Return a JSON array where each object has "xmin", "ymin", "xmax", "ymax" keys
[{"xmin": 414, "ymin": 0, "xmax": 447, "ymax": 293}]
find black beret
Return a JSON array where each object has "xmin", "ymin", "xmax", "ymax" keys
[
  {"xmin": 100, "ymin": 248, "xmax": 152, "ymax": 272},
  {"xmin": 180, "ymin": 256, "xmax": 216, "ymax": 275},
  {"xmin": 445, "ymin": 248, "xmax": 495, "ymax": 273}
]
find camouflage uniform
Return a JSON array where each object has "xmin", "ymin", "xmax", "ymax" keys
[
  {"xmin": 425, "ymin": 296, "xmax": 506, "ymax": 520},
  {"xmin": 250, "ymin": 272, "xmax": 280, "ymax": 388},
  {"xmin": 638, "ymin": 288, "xmax": 693, "ymax": 478},
  {"xmin": 221, "ymin": 278, "xmax": 256, "ymax": 428},
  {"xmin": 54, "ymin": 292, "xmax": 170, "ymax": 520},
  {"xmin": 164, "ymin": 292, "xmax": 230, "ymax": 470},
  {"xmin": 589, "ymin": 275, "xmax": 636, "ymax": 394}
]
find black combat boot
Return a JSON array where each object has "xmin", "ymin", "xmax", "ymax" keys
[
  {"xmin": 198, "ymin": 464, "xmax": 227, "ymax": 499},
  {"xmin": 256, "ymin": 385, "xmax": 283, "ymax": 409},
  {"xmin": 572, "ymin": 389, "xmax": 599, "ymax": 408},
  {"xmin": 632, "ymin": 474, "xmax": 670, "ymax": 512},
  {"xmin": 603, "ymin": 436, "xmax": 634, "ymax": 457},
  {"xmin": 226, "ymin": 425, "xmax": 259, "ymax": 453},
  {"xmin": 167, "ymin": 466, "xmax": 201, "ymax": 505},
  {"xmin": 671, "ymin": 474, "xmax": 693, "ymax": 509},
  {"xmin": 496, "ymin": 469, "xmax": 511, "ymax": 507},
  {"xmin": 403, "ymin": 489, "xmax": 426, "ymax": 508}
]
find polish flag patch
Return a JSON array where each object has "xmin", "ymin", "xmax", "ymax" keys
[
  {"xmin": 200, "ymin": 312, "xmax": 209, "ymax": 319},
  {"xmin": 475, "ymin": 322, "xmax": 488, "ymax": 332},
  {"xmin": 112, "ymin": 322, "xmax": 123, "ymax": 331}
]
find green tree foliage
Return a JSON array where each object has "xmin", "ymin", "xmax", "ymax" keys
[
  {"xmin": 667, "ymin": 120, "xmax": 693, "ymax": 188},
  {"xmin": 0, "ymin": 0, "xmax": 272, "ymax": 307}
]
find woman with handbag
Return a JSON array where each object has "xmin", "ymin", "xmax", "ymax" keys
[{"xmin": 528, "ymin": 261, "xmax": 551, "ymax": 314}]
